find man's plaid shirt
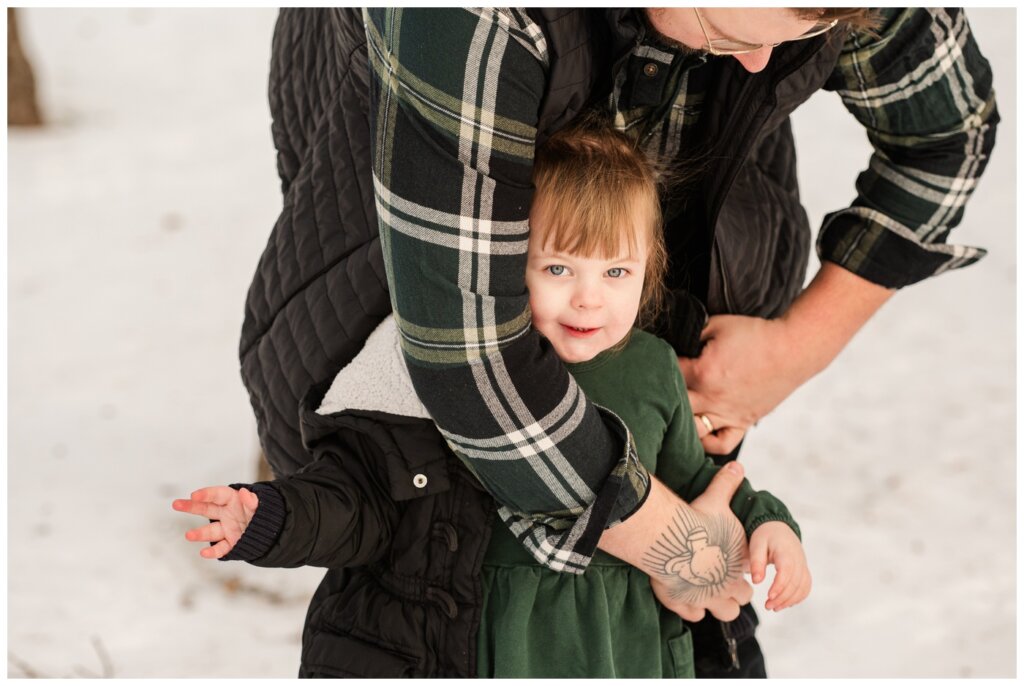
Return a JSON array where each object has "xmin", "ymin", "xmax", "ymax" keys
[{"xmin": 364, "ymin": 8, "xmax": 997, "ymax": 573}]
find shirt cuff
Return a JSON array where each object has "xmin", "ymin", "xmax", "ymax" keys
[
  {"xmin": 817, "ymin": 206, "xmax": 987, "ymax": 288},
  {"xmin": 497, "ymin": 405, "xmax": 652, "ymax": 574},
  {"xmin": 218, "ymin": 482, "xmax": 286, "ymax": 562}
]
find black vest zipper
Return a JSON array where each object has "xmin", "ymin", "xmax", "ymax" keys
[{"xmin": 704, "ymin": 35, "xmax": 834, "ymax": 313}]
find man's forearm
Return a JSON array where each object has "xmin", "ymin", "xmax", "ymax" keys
[
  {"xmin": 367, "ymin": 7, "xmax": 652, "ymax": 573},
  {"xmin": 599, "ymin": 474, "xmax": 746, "ymax": 607},
  {"xmin": 779, "ymin": 261, "xmax": 894, "ymax": 379}
]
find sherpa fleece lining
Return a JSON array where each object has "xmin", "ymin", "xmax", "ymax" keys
[{"xmin": 316, "ymin": 315, "xmax": 432, "ymax": 419}]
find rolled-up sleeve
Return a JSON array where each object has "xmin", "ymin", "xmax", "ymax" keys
[{"xmin": 819, "ymin": 8, "xmax": 999, "ymax": 288}]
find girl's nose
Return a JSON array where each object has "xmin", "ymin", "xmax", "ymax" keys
[{"xmin": 571, "ymin": 282, "xmax": 602, "ymax": 310}]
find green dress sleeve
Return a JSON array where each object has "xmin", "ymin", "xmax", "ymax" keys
[{"xmin": 653, "ymin": 345, "xmax": 801, "ymax": 540}]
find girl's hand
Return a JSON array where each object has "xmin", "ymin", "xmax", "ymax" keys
[
  {"xmin": 171, "ymin": 486, "xmax": 259, "ymax": 559},
  {"xmin": 748, "ymin": 521, "xmax": 811, "ymax": 611}
]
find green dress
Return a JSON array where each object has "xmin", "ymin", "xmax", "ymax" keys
[{"xmin": 476, "ymin": 330, "xmax": 799, "ymax": 678}]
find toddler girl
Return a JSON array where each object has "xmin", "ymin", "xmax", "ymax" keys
[{"xmin": 475, "ymin": 119, "xmax": 809, "ymax": 677}]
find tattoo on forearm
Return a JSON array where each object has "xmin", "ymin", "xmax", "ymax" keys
[{"xmin": 642, "ymin": 506, "xmax": 745, "ymax": 605}]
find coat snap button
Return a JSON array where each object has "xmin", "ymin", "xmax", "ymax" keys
[
  {"xmin": 643, "ymin": 62, "xmax": 658, "ymax": 77},
  {"xmin": 413, "ymin": 473, "xmax": 428, "ymax": 488}
]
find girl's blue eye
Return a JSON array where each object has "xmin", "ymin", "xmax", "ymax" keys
[
  {"xmin": 607, "ymin": 267, "xmax": 626, "ymax": 278},
  {"xmin": 547, "ymin": 265, "xmax": 565, "ymax": 276}
]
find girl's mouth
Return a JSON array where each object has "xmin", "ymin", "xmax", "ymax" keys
[{"xmin": 561, "ymin": 324, "xmax": 600, "ymax": 338}]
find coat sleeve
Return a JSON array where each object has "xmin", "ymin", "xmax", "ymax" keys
[{"xmin": 223, "ymin": 439, "xmax": 399, "ymax": 570}]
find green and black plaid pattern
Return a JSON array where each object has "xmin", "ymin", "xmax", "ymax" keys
[
  {"xmin": 366, "ymin": 8, "xmax": 649, "ymax": 573},
  {"xmin": 366, "ymin": 8, "xmax": 996, "ymax": 572},
  {"xmin": 618, "ymin": 8, "xmax": 996, "ymax": 288},
  {"xmin": 817, "ymin": 8, "xmax": 997, "ymax": 287}
]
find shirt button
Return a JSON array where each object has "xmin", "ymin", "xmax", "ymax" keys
[
  {"xmin": 643, "ymin": 62, "xmax": 659, "ymax": 77},
  {"xmin": 413, "ymin": 473, "xmax": 428, "ymax": 489}
]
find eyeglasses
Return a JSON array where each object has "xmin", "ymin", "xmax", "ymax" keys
[{"xmin": 693, "ymin": 8, "xmax": 838, "ymax": 56}]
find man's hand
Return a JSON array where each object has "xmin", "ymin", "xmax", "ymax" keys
[
  {"xmin": 172, "ymin": 486, "xmax": 259, "ymax": 559},
  {"xmin": 749, "ymin": 521, "xmax": 812, "ymax": 612},
  {"xmin": 682, "ymin": 263, "xmax": 894, "ymax": 455},
  {"xmin": 601, "ymin": 463, "xmax": 752, "ymax": 622},
  {"xmin": 651, "ymin": 572, "xmax": 753, "ymax": 622},
  {"xmin": 670, "ymin": 527, "xmax": 728, "ymax": 586},
  {"xmin": 682, "ymin": 314, "xmax": 799, "ymax": 454},
  {"xmin": 648, "ymin": 472, "xmax": 755, "ymax": 622}
]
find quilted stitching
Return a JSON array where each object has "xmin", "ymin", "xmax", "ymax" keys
[{"xmin": 240, "ymin": 9, "xmax": 392, "ymax": 476}]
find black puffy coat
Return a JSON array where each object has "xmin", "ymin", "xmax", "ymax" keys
[
  {"xmin": 240, "ymin": 9, "xmax": 390, "ymax": 477},
  {"xmin": 242, "ymin": 380, "xmax": 496, "ymax": 677}
]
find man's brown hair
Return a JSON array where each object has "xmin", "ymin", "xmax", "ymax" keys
[
  {"xmin": 796, "ymin": 8, "xmax": 881, "ymax": 32},
  {"xmin": 530, "ymin": 117, "xmax": 667, "ymax": 328}
]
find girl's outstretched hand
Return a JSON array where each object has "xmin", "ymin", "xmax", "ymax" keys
[
  {"xmin": 748, "ymin": 521, "xmax": 811, "ymax": 611},
  {"xmin": 172, "ymin": 486, "xmax": 259, "ymax": 559}
]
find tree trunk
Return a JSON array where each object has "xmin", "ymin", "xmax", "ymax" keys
[
  {"xmin": 256, "ymin": 449, "xmax": 274, "ymax": 483},
  {"xmin": 8, "ymin": 8, "xmax": 43, "ymax": 126}
]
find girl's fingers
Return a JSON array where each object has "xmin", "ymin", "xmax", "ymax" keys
[
  {"xmin": 800, "ymin": 571, "xmax": 813, "ymax": 604},
  {"xmin": 782, "ymin": 569, "xmax": 812, "ymax": 609},
  {"xmin": 771, "ymin": 570, "xmax": 798, "ymax": 609},
  {"xmin": 189, "ymin": 486, "xmax": 236, "ymax": 505},
  {"xmin": 199, "ymin": 539, "xmax": 234, "ymax": 560},
  {"xmin": 773, "ymin": 563, "xmax": 809, "ymax": 610},
  {"xmin": 239, "ymin": 488, "xmax": 260, "ymax": 516},
  {"xmin": 766, "ymin": 563, "xmax": 791, "ymax": 610},
  {"xmin": 185, "ymin": 521, "xmax": 224, "ymax": 543},
  {"xmin": 173, "ymin": 499, "xmax": 223, "ymax": 521}
]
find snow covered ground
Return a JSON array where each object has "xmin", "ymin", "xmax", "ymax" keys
[{"xmin": 6, "ymin": 8, "xmax": 1016, "ymax": 679}]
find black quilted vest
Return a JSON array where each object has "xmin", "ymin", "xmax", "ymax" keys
[{"xmin": 240, "ymin": 9, "xmax": 844, "ymax": 477}]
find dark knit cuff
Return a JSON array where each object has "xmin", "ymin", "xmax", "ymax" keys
[{"xmin": 218, "ymin": 482, "xmax": 286, "ymax": 562}]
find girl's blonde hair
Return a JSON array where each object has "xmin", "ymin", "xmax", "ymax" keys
[{"xmin": 531, "ymin": 117, "xmax": 667, "ymax": 328}]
